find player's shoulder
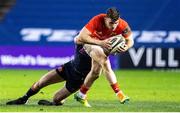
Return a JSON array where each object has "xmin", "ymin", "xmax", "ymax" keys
[
  {"xmin": 119, "ymin": 18, "xmax": 129, "ymax": 26},
  {"xmin": 93, "ymin": 13, "xmax": 106, "ymax": 20},
  {"xmin": 89, "ymin": 13, "xmax": 106, "ymax": 25},
  {"xmin": 116, "ymin": 18, "xmax": 129, "ymax": 30}
]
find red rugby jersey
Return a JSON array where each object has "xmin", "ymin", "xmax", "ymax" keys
[{"xmin": 85, "ymin": 14, "xmax": 131, "ymax": 40}]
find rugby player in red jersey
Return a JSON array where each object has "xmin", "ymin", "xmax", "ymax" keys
[{"xmin": 74, "ymin": 7, "xmax": 134, "ymax": 107}]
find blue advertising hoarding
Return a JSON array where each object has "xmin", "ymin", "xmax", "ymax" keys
[{"xmin": 0, "ymin": 0, "xmax": 180, "ymax": 69}]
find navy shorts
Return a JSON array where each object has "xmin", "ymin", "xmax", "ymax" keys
[{"xmin": 56, "ymin": 61, "xmax": 86, "ymax": 93}]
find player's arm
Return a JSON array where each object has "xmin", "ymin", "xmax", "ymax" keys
[
  {"xmin": 117, "ymin": 26, "xmax": 134, "ymax": 52},
  {"xmin": 75, "ymin": 27, "xmax": 101, "ymax": 45},
  {"xmin": 74, "ymin": 27, "xmax": 111, "ymax": 49},
  {"xmin": 125, "ymin": 33, "xmax": 134, "ymax": 48}
]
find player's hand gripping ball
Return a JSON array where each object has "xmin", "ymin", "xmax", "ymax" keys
[{"xmin": 103, "ymin": 35, "xmax": 126, "ymax": 55}]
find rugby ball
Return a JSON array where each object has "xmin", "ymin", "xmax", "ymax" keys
[{"xmin": 103, "ymin": 35, "xmax": 126, "ymax": 55}]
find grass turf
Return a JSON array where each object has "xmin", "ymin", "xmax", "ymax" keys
[{"xmin": 0, "ymin": 69, "xmax": 180, "ymax": 112}]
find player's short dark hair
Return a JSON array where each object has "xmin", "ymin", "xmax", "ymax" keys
[{"xmin": 106, "ymin": 7, "xmax": 120, "ymax": 22}]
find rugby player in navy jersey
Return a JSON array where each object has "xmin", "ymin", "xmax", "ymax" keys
[{"xmin": 6, "ymin": 44, "xmax": 98, "ymax": 105}]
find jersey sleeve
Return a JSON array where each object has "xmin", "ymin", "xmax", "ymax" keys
[
  {"xmin": 85, "ymin": 15, "xmax": 99, "ymax": 34},
  {"xmin": 121, "ymin": 20, "xmax": 132, "ymax": 38}
]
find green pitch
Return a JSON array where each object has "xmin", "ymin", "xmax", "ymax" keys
[{"xmin": 0, "ymin": 69, "xmax": 180, "ymax": 112}]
